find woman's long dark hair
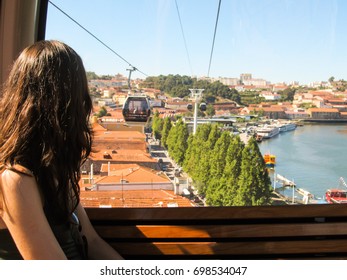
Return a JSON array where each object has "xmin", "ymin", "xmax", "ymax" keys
[{"xmin": 0, "ymin": 40, "xmax": 92, "ymax": 223}]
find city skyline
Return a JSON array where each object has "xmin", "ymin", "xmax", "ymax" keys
[{"xmin": 46, "ymin": 0, "xmax": 347, "ymax": 85}]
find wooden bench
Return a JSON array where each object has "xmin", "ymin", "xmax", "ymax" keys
[{"xmin": 86, "ymin": 204, "xmax": 347, "ymax": 259}]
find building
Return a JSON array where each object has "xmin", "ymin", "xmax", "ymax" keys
[
  {"xmin": 112, "ymin": 91, "xmax": 128, "ymax": 106},
  {"xmin": 285, "ymin": 110, "xmax": 310, "ymax": 119},
  {"xmin": 81, "ymin": 121, "xmax": 158, "ymax": 174},
  {"xmin": 91, "ymin": 163, "xmax": 172, "ymax": 191},
  {"xmin": 307, "ymin": 108, "xmax": 340, "ymax": 119},
  {"xmin": 217, "ymin": 77, "xmax": 239, "ymax": 86},
  {"xmin": 165, "ymin": 100, "xmax": 190, "ymax": 110},
  {"xmin": 240, "ymin": 73, "xmax": 252, "ymax": 83},
  {"xmin": 79, "ymin": 117, "xmax": 196, "ymax": 208},
  {"xmin": 80, "ymin": 189, "xmax": 195, "ymax": 208},
  {"xmin": 259, "ymin": 91, "xmax": 281, "ymax": 101}
]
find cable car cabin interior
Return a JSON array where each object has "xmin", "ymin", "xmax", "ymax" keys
[
  {"xmin": 2, "ymin": 0, "xmax": 347, "ymax": 260},
  {"xmin": 122, "ymin": 95, "xmax": 151, "ymax": 122}
]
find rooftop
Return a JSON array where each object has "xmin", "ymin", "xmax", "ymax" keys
[
  {"xmin": 97, "ymin": 163, "xmax": 169, "ymax": 184},
  {"xmin": 308, "ymin": 108, "xmax": 340, "ymax": 113},
  {"xmin": 80, "ymin": 189, "xmax": 195, "ymax": 208},
  {"xmin": 90, "ymin": 149, "xmax": 156, "ymax": 163}
]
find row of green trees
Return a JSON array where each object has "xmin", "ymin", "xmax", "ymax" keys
[
  {"xmin": 328, "ymin": 76, "xmax": 347, "ymax": 92},
  {"xmin": 86, "ymin": 71, "xmax": 114, "ymax": 81},
  {"xmin": 94, "ymin": 106, "xmax": 111, "ymax": 118},
  {"xmin": 152, "ymin": 113, "xmax": 273, "ymax": 206}
]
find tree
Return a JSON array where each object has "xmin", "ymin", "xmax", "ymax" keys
[
  {"xmin": 161, "ymin": 117, "xmax": 172, "ymax": 148},
  {"xmin": 152, "ymin": 111, "xmax": 164, "ymax": 140},
  {"xmin": 205, "ymin": 132, "xmax": 231, "ymax": 205},
  {"xmin": 279, "ymin": 88, "xmax": 296, "ymax": 102},
  {"xmin": 230, "ymin": 88, "xmax": 241, "ymax": 105},
  {"xmin": 183, "ymin": 124, "xmax": 212, "ymax": 177},
  {"xmin": 95, "ymin": 106, "xmax": 107, "ymax": 117},
  {"xmin": 86, "ymin": 71, "xmax": 99, "ymax": 81},
  {"xmin": 166, "ymin": 122, "xmax": 178, "ymax": 158},
  {"xmin": 224, "ymin": 136, "xmax": 244, "ymax": 205},
  {"xmin": 205, "ymin": 178, "xmax": 227, "ymax": 206},
  {"xmin": 205, "ymin": 135, "xmax": 244, "ymax": 206},
  {"xmin": 208, "ymin": 131, "xmax": 231, "ymax": 180},
  {"xmin": 235, "ymin": 137, "xmax": 272, "ymax": 206},
  {"xmin": 173, "ymin": 120, "xmax": 189, "ymax": 165},
  {"xmin": 299, "ymin": 103, "xmax": 316, "ymax": 110},
  {"xmin": 166, "ymin": 119, "xmax": 189, "ymax": 165},
  {"xmin": 206, "ymin": 124, "xmax": 221, "ymax": 150},
  {"xmin": 194, "ymin": 124, "xmax": 221, "ymax": 195},
  {"xmin": 205, "ymin": 104, "xmax": 215, "ymax": 117},
  {"xmin": 100, "ymin": 75, "xmax": 113, "ymax": 80},
  {"xmin": 204, "ymin": 94, "xmax": 216, "ymax": 104}
]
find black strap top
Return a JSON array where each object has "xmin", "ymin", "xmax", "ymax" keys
[{"xmin": 0, "ymin": 165, "xmax": 88, "ymax": 260}]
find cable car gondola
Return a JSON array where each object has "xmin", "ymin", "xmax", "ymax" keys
[
  {"xmin": 122, "ymin": 95, "xmax": 151, "ymax": 122},
  {"xmin": 199, "ymin": 102, "xmax": 207, "ymax": 111}
]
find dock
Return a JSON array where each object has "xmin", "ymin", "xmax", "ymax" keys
[
  {"xmin": 272, "ymin": 173, "xmax": 321, "ymax": 204},
  {"xmin": 276, "ymin": 174, "xmax": 296, "ymax": 187}
]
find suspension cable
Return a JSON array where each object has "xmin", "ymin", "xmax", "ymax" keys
[
  {"xmin": 48, "ymin": 1, "xmax": 148, "ymax": 77},
  {"xmin": 174, "ymin": 0, "xmax": 194, "ymax": 76},
  {"xmin": 207, "ymin": 0, "xmax": 222, "ymax": 77}
]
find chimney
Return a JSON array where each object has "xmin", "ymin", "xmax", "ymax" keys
[
  {"xmin": 90, "ymin": 163, "xmax": 94, "ymax": 186},
  {"xmin": 108, "ymin": 161, "xmax": 111, "ymax": 176}
]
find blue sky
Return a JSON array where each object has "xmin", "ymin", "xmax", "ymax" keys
[{"xmin": 46, "ymin": 0, "xmax": 347, "ymax": 84}]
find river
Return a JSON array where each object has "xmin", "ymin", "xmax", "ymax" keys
[{"xmin": 258, "ymin": 123, "xmax": 347, "ymax": 200}]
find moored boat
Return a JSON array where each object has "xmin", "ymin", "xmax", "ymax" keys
[
  {"xmin": 278, "ymin": 122, "xmax": 297, "ymax": 132},
  {"xmin": 255, "ymin": 134, "xmax": 263, "ymax": 142},
  {"xmin": 325, "ymin": 177, "xmax": 347, "ymax": 204},
  {"xmin": 264, "ymin": 153, "xmax": 276, "ymax": 169},
  {"xmin": 256, "ymin": 125, "xmax": 280, "ymax": 139},
  {"xmin": 325, "ymin": 189, "xmax": 347, "ymax": 204}
]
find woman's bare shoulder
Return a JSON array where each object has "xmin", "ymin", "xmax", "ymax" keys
[
  {"xmin": 1, "ymin": 165, "xmax": 35, "ymax": 189},
  {"xmin": 0, "ymin": 165, "xmax": 40, "ymax": 214},
  {"xmin": 4, "ymin": 164, "xmax": 34, "ymax": 177},
  {"xmin": 0, "ymin": 164, "xmax": 36, "ymax": 229},
  {"xmin": 0, "ymin": 166, "xmax": 67, "ymax": 259}
]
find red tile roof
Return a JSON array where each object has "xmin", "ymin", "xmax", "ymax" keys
[
  {"xmin": 93, "ymin": 129, "xmax": 145, "ymax": 140},
  {"xmin": 80, "ymin": 189, "xmax": 195, "ymax": 208},
  {"xmin": 91, "ymin": 149, "xmax": 156, "ymax": 163},
  {"xmin": 308, "ymin": 108, "xmax": 339, "ymax": 113},
  {"xmin": 97, "ymin": 163, "xmax": 168, "ymax": 184}
]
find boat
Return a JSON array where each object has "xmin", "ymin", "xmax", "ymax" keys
[
  {"xmin": 256, "ymin": 125, "xmax": 280, "ymax": 139},
  {"xmin": 325, "ymin": 177, "xmax": 347, "ymax": 204},
  {"xmin": 325, "ymin": 189, "xmax": 347, "ymax": 204},
  {"xmin": 277, "ymin": 122, "xmax": 297, "ymax": 132},
  {"xmin": 263, "ymin": 153, "xmax": 276, "ymax": 169},
  {"xmin": 255, "ymin": 134, "xmax": 263, "ymax": 142}
]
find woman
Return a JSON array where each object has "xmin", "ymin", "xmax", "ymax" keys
[{"xmin": 0, "ymin": 40, "xmax": 122, "ymax": 260}]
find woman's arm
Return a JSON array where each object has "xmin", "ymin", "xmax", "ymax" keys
[
  {"xmin": 0, "ymin": 169, "xmax": 67, "ymax": 260},
  {"xmin": 76, "ymin": 203, "xmax": 123, "ymax": 260}
]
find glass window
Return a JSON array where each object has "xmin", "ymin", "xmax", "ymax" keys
[{"xmin": 46, "ymin": 0, "xmax": 347, "ymax": 208}]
